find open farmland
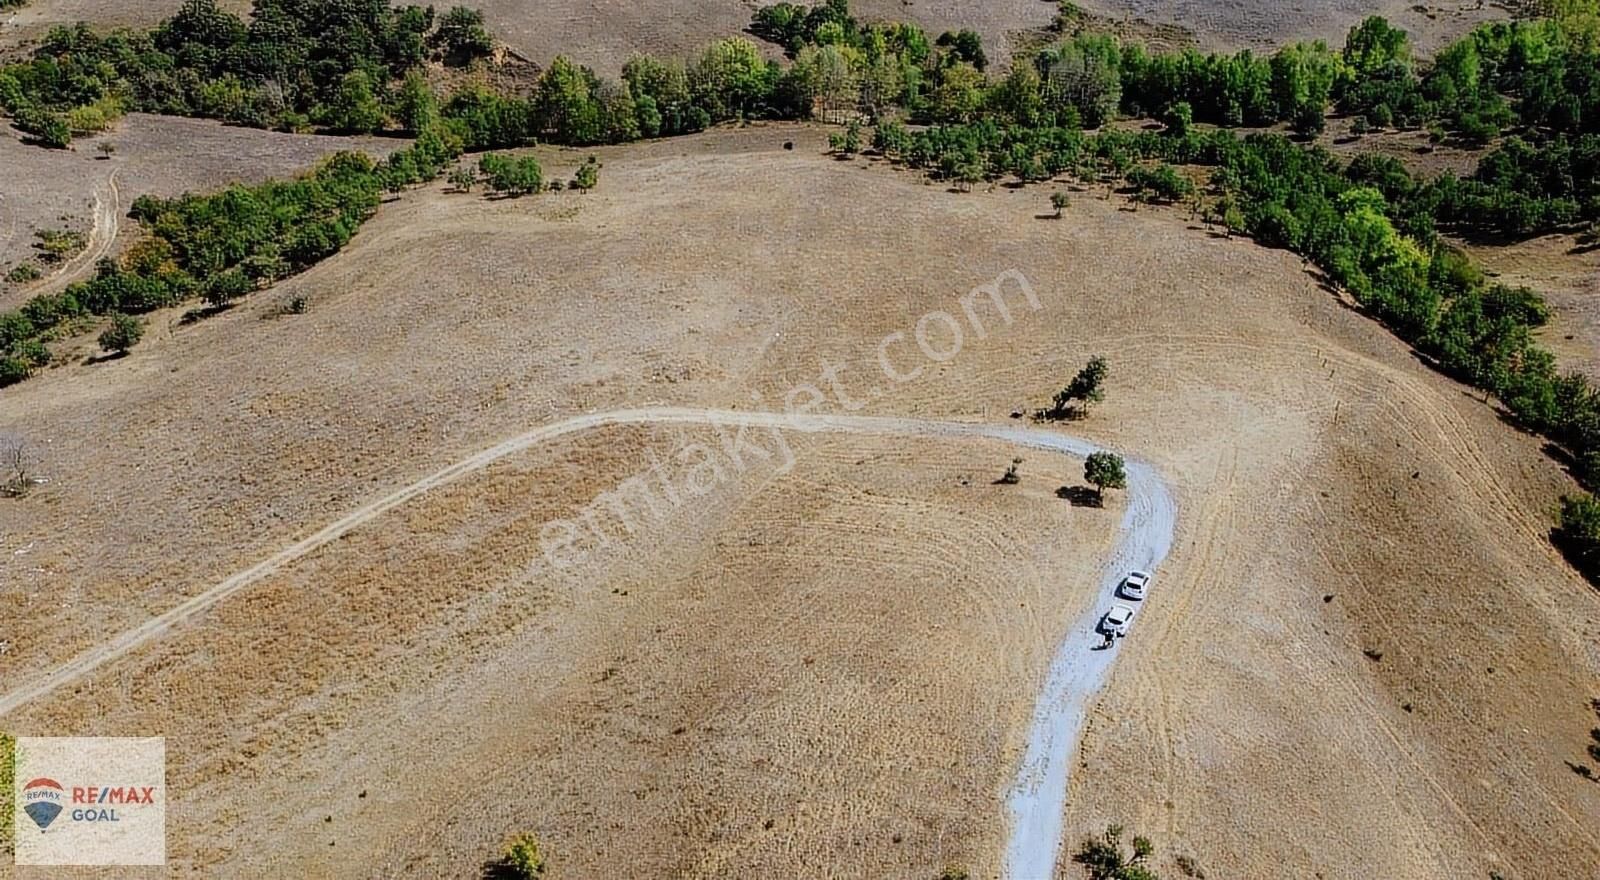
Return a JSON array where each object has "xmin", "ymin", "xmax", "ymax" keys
[{"xmin": 1, "ymin": 124, "xmax": 1596, "ymax": 876}]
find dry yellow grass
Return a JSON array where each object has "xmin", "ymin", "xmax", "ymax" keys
[{"xmin": 1, "ymin": 123, "xmax": 1597, "ymax": 877}]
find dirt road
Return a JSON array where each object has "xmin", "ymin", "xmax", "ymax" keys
[
  {"xmin": 40, "ymin": 168, "xmax": 120, "ymax": 295},
  {"xmin": 0, "ymin": 407, "xmax": 1176, "ymax": 874}
]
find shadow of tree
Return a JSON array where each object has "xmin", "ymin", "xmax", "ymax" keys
[{"xmin": 1056, "ymin": 485, "xmax": 1102, "ymax": 507}]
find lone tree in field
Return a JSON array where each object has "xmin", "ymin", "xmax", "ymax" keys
[
  {"xmin": 501, "ymin": 832, "xmax": 546, "ymax": 878},
  {"xmin": 98, "ymin": 315, "xmax": 143, "ymax": 357},
  {"xmin": 1054, "ymin": 355, "xmax": 1108, "ymax": 417},
  {"xmin": 1084, "ymin": 451, "xmax": 1126, "ymax": 505},
  {"xmin": 1051, "ymin": 190, "xmax": 1069, "ymax": 217}
]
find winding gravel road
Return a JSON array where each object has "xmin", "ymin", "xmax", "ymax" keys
[{"xmin": 0, "ymin": 407, "xmax": 1176, "ymax": 875}]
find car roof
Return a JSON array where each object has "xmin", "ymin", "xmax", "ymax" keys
[
  {"xmin": 1128, "ymin": 570, "xmax": 1150, "ymax": 579},
  {"xmin": 1109, "ymin": 604, "xmax": 1134, "ymax": 618}
]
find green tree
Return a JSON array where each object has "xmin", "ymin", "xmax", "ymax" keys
[
  {"xmin": 203, "ymin": 269, "xmax": 251, "ymax": 308},
  {"xmin": 1051, "ymin": 190, "xmax": 1070, "ymax": 217},
  {"xmin": 535, "ymin": 56, "xmax": 603, "ymax": 143},
  {"xmin": 1343, "ymin": 16, "xmax": 1411, "ymax": 77},
  {"xmin": 1556, "ymin": 493, "xmax": 1600, "ymax": 578},
  {"xmin": 393, "ymin": 70, "xmax": 439, "ymax": 133},
  {"xmin": 502, "ymin": 832, "xmax": 546, "ymax": 878},
  {"xmin": 448, "ymin": 165, "xmax": 476, "ymax": 191},
  {"xmin": 1039, "ymin": 34, "xmax": 1122, "ymax": 127},
  {"xmin": 327, "ymin": 70, "xmax": 386, "ymax": 134},
  {"xmin": 1055, "ymin": 355, "xmax": 1108, "ymax": 415},
  {"xmin": 479, "ymin": 152, "xmax": 543, "ymax": 196},
  {"xmin": 98, "ymin": 314, "xmax": 144, "ymax": 355},
  {"xmin": 435, "ymin": 6, "xmax": 493, "ymax": 60}
]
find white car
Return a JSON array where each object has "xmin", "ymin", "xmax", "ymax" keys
[
  {"xmin": 1100, "ymin": 603, "xmax": 1136, "ymax": 637},
  {"xmin": 1119, "ymin": 570, "xmax": 1152, "ymax": 601}
]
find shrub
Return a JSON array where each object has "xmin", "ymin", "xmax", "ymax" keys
[
  {"xmin": 502, "ymin": 833, "xmax": 546, "ymax": 878},
  {"xmin": 14, "ymin": 106, "xmax": 71, "ymax": 148},
  {"xmin": 97, "ymin": 314, "xmax": 143, "ymax": 355},
  {"xmin": 0, "ymin": 356, "xmax": 31, "ymax": 387},
  {"xmin": 6, "ymin": 264, "xmax": 42, "ymax": 284},
  {"xmin": 572, "ymin": 158, "xmax": 599, "ymax": 191}
]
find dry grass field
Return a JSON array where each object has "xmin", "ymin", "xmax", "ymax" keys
[{"xmin": 2, "ymin": 123, "xmax": 1598, "ymax": 877}]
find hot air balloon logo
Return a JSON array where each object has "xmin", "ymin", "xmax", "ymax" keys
[{"xmin": 21, "ymin": 778, "xmax": 65, "ymax": 831}]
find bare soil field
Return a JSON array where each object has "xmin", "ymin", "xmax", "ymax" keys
[
  {"xmin": 2, "ymin": 124, "xmax": 1598, "ymax": 877},
  {"xmin": 2, "ymin": 0, "xmax": 1507, "ymax": 74},
  {"xmin": 1078, "ymin": 0, "xmax": 1512, "ymax": 54},
  {"xmin": 0, "ymin": 113, "xmax": 397, "ymax": 308}
]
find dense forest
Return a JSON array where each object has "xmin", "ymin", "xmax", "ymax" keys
[{"xmin": 3, "ymin": 0, "xmax": 1600, "ymax": 575}]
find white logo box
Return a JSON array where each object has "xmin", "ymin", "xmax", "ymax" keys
[{"xmin": 14, "ymin": 736, "xmax": 166, "ymax": 866}]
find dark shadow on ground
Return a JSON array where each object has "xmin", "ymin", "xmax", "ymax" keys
[{"xmin": 1056, "ymin": 485, "xmax": 1103, "ymax": 508}]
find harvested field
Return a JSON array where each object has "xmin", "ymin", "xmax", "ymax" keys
[{"xmin": 1, "ymin": 123, "xmax": 1597, "ymax": 877}]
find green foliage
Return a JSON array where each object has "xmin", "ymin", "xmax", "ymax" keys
[
  {"xmin": 394, "ymin": 70, "xmax": 439, "ymax": 133},
  {"xmin": 448, "ymin": 165, "xmax": 476, "ymax": 191},
  {"xmin": 7, "ymin": 263, "xmax": 42, "ymax": 284},
  {"xmin": 434, "ymin": 6, "xmax": 493, "ymax": 60},
  {"xmin": 13, "ymin": 105, "xmax": 71, "ymax": 147},
  {"xmin": 1160, "ymin": 100, "xmax": 1192, "ymax": 137},
  {"xmin": 1127, "ymin": 162, "xmax": 1192, "ymax": 203},
  {"xmin": 34, "ymin": 228, "xmax": 87, "ymax": 264},
  {"xmin": 1073, "ymin": 825, "xmax": 1164, "ymax": 879},
  {"xmin": 936, "ymin": 29, "xmax": 987, "ymax": 71},
  {"xmin": 1051, "ymin": 190, "xmax": 1070, "ymax": 216},
  {"xmin": 1085, "ymin": 451, "xmax": 1127, "ymax": 498},
  {"xmin": 479, "ymin": 152, "xmax": 543, "ymax": 196},
  {"xmin": 502, "ymin": 832, "xmax": 546, "ymax": 878},
  {"xmin": 572, "ymin": 157, "xmax": 599, "ymax": 191},
  {"xmin": 0, "ymin": 732, "xmax": 12, "ymax": 857},
  {"xmin": 0, "ymin": 1, "xmax": 497, "ymax": 137},
  {"xmin": 324, "ymin": 69, "xmax": 386, "ymax": 134},
  {"xmin": 1055, "ymin": 354, "xmax": 1109, "ymax": 415},
  {"xmin": 98, "ymin": 313, "xmax": 144, "ymax": 354},
  {"xmin": 1556, "ymin": 493, "xmax": 1600, "ymax": 578}
]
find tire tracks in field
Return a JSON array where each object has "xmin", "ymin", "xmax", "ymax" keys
[
  {"xmin": 36, "ymin": 168, "xmax": 121, "ymax": 297},
  {"xmin": 0, "ymin": 407, "xmax": 1178, "ymax": 879}
]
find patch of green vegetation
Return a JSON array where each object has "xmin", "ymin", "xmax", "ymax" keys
[
  {"xmin": 0, "ymin": 732, "xmax": 14, "ymax": 859},
  {"xmin": 6, "ymin": 263, "xmax": 42, "ymax": 284},
  {"xmin": 1074, "ymin": 824, "xmax": 1168, "ymax": 879},
  {"xmin": 500, "ymin": 832, "xmax": 546, "ymax": 878},
  {"xmin": 33, "ymin": 228, "xmax": 86, "ymax": 264}
]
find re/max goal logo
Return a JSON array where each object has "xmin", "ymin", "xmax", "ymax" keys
[{"xmin": 22, "ymin": 778, "xmax": 159, "ymax": 830}]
